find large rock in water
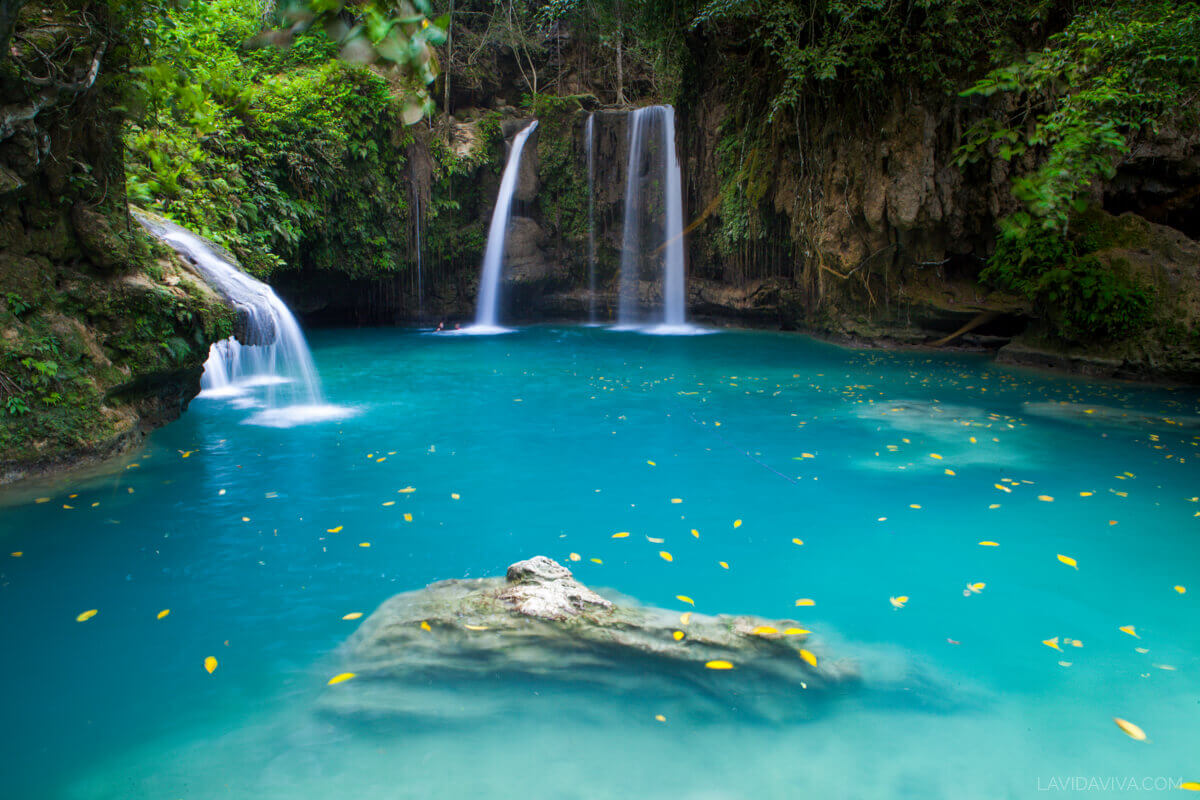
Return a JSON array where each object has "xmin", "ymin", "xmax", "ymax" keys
[{"xmin": 318, "ymin": 557, "xmax": 858, "ymax": 723}]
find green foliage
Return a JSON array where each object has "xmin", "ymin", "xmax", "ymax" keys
[
  {"xmin": 958, "ymin": 0, "xmax": 1200, "ymax": 233},
  {"xmin": 691, "ymin": 0, "xmax": 1058, "ymax": 120},
  {"xmin": 125, "ymin": 0, "xmax": 416, "ymax": 278},
  {"xmin": 980, "ymin": 226, "xmax": 1153, "ymax": 342},
  {"xmin": 4, "ymin": 293, "xmax": 32, "ymax": 317}
]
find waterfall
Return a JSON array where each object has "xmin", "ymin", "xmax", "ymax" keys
[
  {"xmin": 586, "ymin": 112, "xmax": 597, "ymax": 324},
  {"xmin": 468, "ymin": 120, "xmax": 538, "ymax": 333},
  {"xmin": 616, "ymin": 105, "xmax": 693, "ymax": 333},
  {"xmin": 134, "ymin": 211, "xmax": 352, "ymax": 426},
  {"xmin": 414, "ymin": 191, "xmax": 424, "ymax": 323}
]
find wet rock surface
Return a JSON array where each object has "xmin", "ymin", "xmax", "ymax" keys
[{"xmin": 319, "ymin": 557, "xmax": 858, "ymax": 722}]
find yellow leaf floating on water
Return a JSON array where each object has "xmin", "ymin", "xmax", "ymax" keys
[
  {"xmin": 34, "ymin": 497, "xmax": 50, "ymax": 504},
  {"xmin": 451, "ymin": 493, "xmax": 460, "ymax": 500},
  {"xmin": 464, "ymin": 624, "xmax": 489, "ymax": 631},
  {"xmin": 1057, "ymin": 554, "xmax": 1078, "ymax": 569},
  {"xmin": 719, "ymin": 561, "xmax": 729, "ymax": 569},
  {"xmin": 659, "ymin": 551, "xmax": 673, "ymax": 562},
  {"xmin": 569, "ymin": 553, "xmax": 581, "ymax": 561},
  {"xmin": 994, "ymin": 484, "xmax": 1011, "ymax": 493},
  {"xmin": 752, "ymin": 626, "xmax": 778, "ymax": 636},
  {"xmin": 359, "ymin": 542, "xmax": 371, "ymax": 548},
  {"xmin": 795, "ymin": 598, "xmax": 815, "ymax": 607},
  {"xmin": 691, "ymin": 529, "xmax": 700, "ymax": 538},
  {"xmin": 792, "ymin": 538, "xmax": 804, "ymax": 546},
  {"xmin": 1113, "ymin": 717, "xmax": 1147, "ymax": 741},
  {"xmin": 733, "ymin": 519, "xmax": 742, "ymax": 528},
  {"xmin": 342, "ymin": 612, "xmax": 363, "ymax": 620},
  {"xmin": 670, "ymin": 498, "xmax": 683, "ymax": 504},
  {"xmin": 968, "ymin": 582, "xmax": 985, "ymax": 593},
  {"xmin": 204, "ymin": 656, "xmax": 217, "ymax": 674},
  {"xmin": 1119, "ymin": 625, "xmax": 1140, "ymax": 638},
  {"xmin": 612, "ymin": 532, "xmax": 630, "ymax": 538},
  {"xmin": 157, "ymin": 609, "xmax": 170, "ymax": 620},
  {"xmin": 979, "ymin": 541, "xmax": 1000, "ymax": 547},
  {"xmin": 1043, "ymin": 637, "xmax": 1062, "ymax": 651},
  {"xmin": 327, "ymin": 673, "xmax": 355, "ymax": 685},
  {"xmin": 420, "ymin": 621, "xmax": 431, "ymax": 631},
  {"xmin": 403, "ymin": 513, "xmax": 413, "ymax": 522},
  {"xmin": 673, "ymin": 631, "xmax": 685, "ymax": 641},
  {"xmin": 327, "ymin": 526, "xmax": 343, "ymax": 533},
  {"xmin": 705, "ymin": 660, "xmax": 734, "ymax": 670},
  {"xmin": 945, "ymin": 469, "xmax": 956, "ymax": 476},
  {"xmin": 909, "ymin": 504, "xmax": 922, "ymax": 510},
  {"xmin": 1080, "ymin": 491, "xmax": 1093, "ymax": 497},
  {"xmin": 75, "ymin": 609, "xmax": 97, "ymax": 622},
  {"xmin": 398, "ymin": 487, "xmax": 416, "ymax": 493},
  {"xmin": 1180, "ymin": 782, "xmax": 1200, "ymax": 791},
  {"xmin": 590, "ymin": 558, "xmax": 603, "ymax": 564},
  {"xmin": 1038, "ymin": 495, "xmax": 1054, "ymax": 502},
  {"xmin": 988, "ymin": 504, "xmax": 1001, "ymax": 510},
  {"xmin": 1135, "ymin": 647, "xmax": 1149, "ymax": 654},
  {"xmin": 930, "ymin": 453, "xmax": 943, "ymax": 460},
  {"xmin": 647, "ymin": 460, "xmax": 656, "ymax": 466},
  {"xmin": 382, "ymin": 501, "xmax": 395, "ymax": 507},
  {"xmin": 655, "ymin": 714, "xmax": 666, "ymax": 722},
  {"xmin": 646, "ymin": 535, "xmax": 665, "ymax": 543},
  {"xmin": 799, "ymin": 650, "xmax": 818, "ymax": 667},
  {"xmin": 889, "ymin": 596, "xmax": 908, "ymax": 609},
  {"xmin": 676, "ymin": 595, "xmax": 695, "ymax": 606},
  {"xmin": 783, "ymin": 628, "xmax": 810, "ymax": 636},
  {"xmin": 1175, "ymin": 585, "xmax": 1187, "ymax": 594},
  {"xmin": 11, "ymin": 552, "xmax": 22, "ymax": 557}
]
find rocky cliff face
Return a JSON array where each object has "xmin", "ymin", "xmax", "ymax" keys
[
  {"xmin": 276, "ymin": 95, "xmax": 1200, "ymax": 383},
  {"xmin": 0, "ymin": 1, "xmax": 232, "ymax": 485}
]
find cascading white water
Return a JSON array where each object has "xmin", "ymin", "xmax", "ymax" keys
[
  {"xmin": 135, "ymin": 211, "xmax": 352, "ymax": 425},
  {"xmin": 414, "ymin": 190, "xmax": 424, "ymax": 323},
  {"xmin": 469, "ymin": 120, "xmax": 538, "ymax": 333},
  {"xmin": 616, "ymin": 105, "xmax": 692, "ymax": 333},
  {"xmin": 586, "ymin": 112, "xmax": 597, "ymax": 324}
]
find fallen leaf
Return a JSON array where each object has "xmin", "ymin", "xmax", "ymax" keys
[
  {"xmin": 672, "ymin": 631, "xmax": 685, "ymax": 641},
  {"xmin": 612, "ymin": 532, "xmax": 630, "ymax": 538},
  {"xmin": 204, "ymin": 656, "xmax": 217, "ymax": 674},
  {"xmin": 733, "ymin": 519, "xmax": 742, "ymax": 528},
  {"xmin": 889, "ymin": 596, "xmax": 908, "ymax": 609},
  {"xmin": 659, "ymin": 551, "xmax": 673, "ymax": 562},
  {"xmin": 799, "ymin": 650, "xmax": 818, "ymax": 667},
  {"xmin": 420, "ymin": 621, "xmax": 431, "ymax": 631},
  {"xmin": 751, "ymin": 626, "xmax": 778, "ymax": 635},
  {"xmin": 1119, "ymin": 625, "xmax": 1140, "ymax": 639},
  {"xmin": 792, "ymin": 538, "xmax": 804, "ymax": 546},
  {"xmin": 1113, "ymin": 717, "xmax": 1147, "ymax": 741},
  {"xmin": 75, "ymin": 609, "xmax": 97, "ymax": 622},
  {"xmin": 979, "ymin": 541, "xmax": 1000, "ymax": 547},
  {"xmin": 157, "ymin": 609, "xmax": 170, "ymax": 620},
  {"xmin": 1057, "ymin": 554, "xmax": 1078, "ymax": 569},
  {"xmin": 795, "ymin": 598, "xmax": 815, "ymax": 607},
  {"xmin": 676, "ymin": 595, "xmax": 695, "ymax": 606},
  {"xmin": 342, "ymin": 612, "xmax": 363, "ymax": 620},
  {"xmin": 327, "ymin": 526, "xmax": 343, "ymax": 533},
  {"xmin": 1043, "ymin": 637, "xmax": 1062, "ymax": 651},
  {"xmin": 327, "ymin": 672, "xmax": 356, "ymax": 685},
  {"xmin": 705, "ymin": 660, "xmax": 734, "ymax": 670}
]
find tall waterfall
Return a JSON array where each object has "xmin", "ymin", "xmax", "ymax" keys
[
  {"xmin": 469, "ymin": 120, "xmax": 538, "ymax": 333},
  {"xmin": 585, "ymin": 112, "xmax": 597, "ymax": 324},
  {"xmin": 617, "ymin": 105, "xmax": 691, "ymax": 333},
  {"xmin": 135, "ymin": 212, "xmax": 350, "ymax": 426},
  {"xmin": 414, "ymin": 190, "xmax": 424, "ymax": 323}
]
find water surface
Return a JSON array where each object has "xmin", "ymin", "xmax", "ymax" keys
[{"xmin": 2, "ymin": 327, "xmax": 1198, "ymax": 799}]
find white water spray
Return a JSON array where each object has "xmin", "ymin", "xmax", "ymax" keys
[
  {"xmin": 469, "ymin": 120, "xmax": 538, "ymax": 333},
  {"xmin": 616, "ymin": 106, "xmax": 692, "ymax": 333}
]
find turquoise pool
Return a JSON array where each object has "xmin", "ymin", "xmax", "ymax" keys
[{"xmin": 2, "ymin": 327, "xmax": 1198, "ymax": 799}]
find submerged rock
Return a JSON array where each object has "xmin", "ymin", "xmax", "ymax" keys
[{"xmin": 319, "ymin": 557, "xmax": 858, "ymax": 723}]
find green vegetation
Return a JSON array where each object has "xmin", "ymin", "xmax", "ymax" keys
[{"xmin": 125, "ymin": 0, "xmax": 420, "ymax": 277}]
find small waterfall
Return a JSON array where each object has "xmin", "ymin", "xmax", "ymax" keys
[
  {"xmin": 617, "ymin": 105, "xmax": 692, "ymax": 333},
  {"xmin": 414, "ymin": 191, "xmax": 424, "ymax": 323},
  {"xmin": 585, "ymin": 112, "xmax": 597, "ymax": 324},
  {"xmin": 470, "ymin": 120, "xmax": 538, "ymax": 333},
  {"xmin": 135, "ymin": 211, "xmax": 351, "ymax": 426}
]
